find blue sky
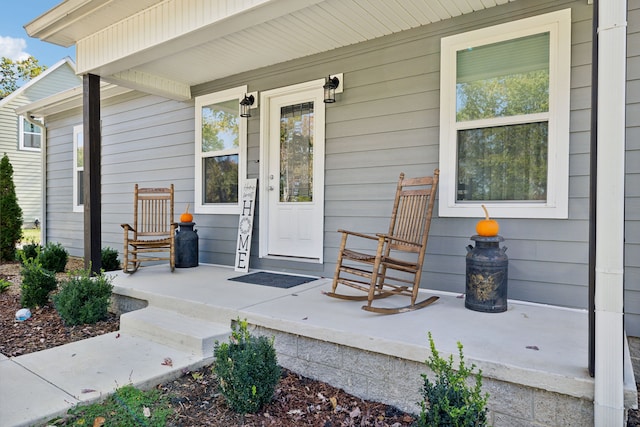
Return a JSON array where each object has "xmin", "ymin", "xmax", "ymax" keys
[{"xmin": 0, "ymin": 1, "xmax": 75, "ymax": 67}]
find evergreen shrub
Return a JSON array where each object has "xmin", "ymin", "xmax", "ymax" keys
[
  {"xmin": 39, "ymin": 242, "xmax": 68, "ymax": 273},
  {"xmin": 0, "ymin": 154, "xmax": 23, "ymax": 261},
  {"xmin": 17, "ymin": 242, "xmax": 41, "ymax": 264},
  {"xmin": 417, "ymin": 332, "xmax": 489, "ymax": 427},
  {"xmin": 20, "ymin": 258, "xmax": 57, "ymax": 308},
  {"xmin": 54, "ymin": 269, "xmax": 113, "ymax": 326},
  {"xmin": 213, "ymin": 319, "xmax": 281, "ymax": 414},
  {"xmin": 101, "ymin": 247, "xmax": 120, "ymax": 271}
]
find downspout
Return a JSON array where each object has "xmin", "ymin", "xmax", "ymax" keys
[
  {"xmin": 23, "ymin": 114, "xmax": 46, "ymax": 245},
  {"xmin": 594, "ymin": 0, "xmax": 627, "ymax": 425},
  {"xmin": 589, "ymin": 0, "xmax": 598, "ymax": 378}
]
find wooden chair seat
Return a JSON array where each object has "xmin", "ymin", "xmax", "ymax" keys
[{"xmin": 326, "ymin": 170, "xmax": 439, "ymax": 314}]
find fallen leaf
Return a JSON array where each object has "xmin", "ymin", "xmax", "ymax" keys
[
  {"xmin": 92, "ymin": 416, "xmax": 105, "ymax": 427},
  {"xmin": 116, "ymin": 333, "xmax": 120, "ymax": 339},
  {"xmin": 143, "ymin": 406, "xmax": 151, "ymax": 417},
  {"xmin": 526, "ymin": 345, "xmax": 540, "ymax": 351},
  {"xmin": 330, "ymin": 396, "xmax": 338, "ymax": 410},
  {"xmin": 161, "ymin": 357, "xmax": 173, "ymax": 366}
]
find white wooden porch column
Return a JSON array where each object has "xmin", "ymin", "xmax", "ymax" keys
[{"xmin": 594, "ymin": 0, "xmax": 627, "ymax": 424}]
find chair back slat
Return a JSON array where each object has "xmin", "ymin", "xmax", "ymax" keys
[
  {"xmin": 133, "ymin": 184, "xmax": 175, "ymax": 238},
  {"xmin": 387, "ymin": 172, "xmax": 439, "ymax": 253}
]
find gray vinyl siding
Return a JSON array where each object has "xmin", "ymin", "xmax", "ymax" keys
[
  {"xmin": 625, "ymin": 0, "xmax": 640, "ymax": 335},
  {"xmin": 39, "ymin": 0, "xmax": 640, "ymax": 334},
  {"xmin": 0, "ymin": 62, "xmax": 80, "ymax": 228}
]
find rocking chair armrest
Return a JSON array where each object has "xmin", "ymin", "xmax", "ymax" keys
[
  {"xmin": 375, "ymin": 233, "xmax": 421, "ymax": 247},
  {"xmin": 337, "ymin": 229, "xmax": 379, "ymax": 241},
  {"xmin": 121, "ymin": 223, "xmax": 136, "ymax": 233}
]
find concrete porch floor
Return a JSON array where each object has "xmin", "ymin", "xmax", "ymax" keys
[{"xmin": 110, "ymin": 263, "xmax": 636, "ymax": 413}]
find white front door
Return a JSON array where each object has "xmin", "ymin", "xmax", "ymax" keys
[{"xmin": 260, "ymin": 81, "xmax": 325, "ymax": 261}]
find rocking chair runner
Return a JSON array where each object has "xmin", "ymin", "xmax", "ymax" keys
[
  {"xmin": 326, "ymin": 170, "xmax": 440, "ymax": 314},
  {"xmin": 121, "ymin": 184, "xmax": 176, "ymax": 273}
]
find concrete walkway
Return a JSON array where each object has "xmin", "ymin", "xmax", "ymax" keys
[{"xmin": 0, "ymin": 332, "xmax": 211, "ymax": 427}]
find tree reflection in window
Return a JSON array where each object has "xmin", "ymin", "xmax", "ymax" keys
[
  {"xmin": 455, "ymin": 32, "xmax": 550, "ymax": 202},
  {"xmin": 201, "ymin": 99, "xmax": 239, "ymax": 204}
]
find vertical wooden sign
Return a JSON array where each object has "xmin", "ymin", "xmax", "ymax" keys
[{"xmin": 235, "ymin": 179, "xmax": 257, "ymax": 272}]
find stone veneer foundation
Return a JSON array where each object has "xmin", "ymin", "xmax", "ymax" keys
[{"xmin": 252, "ymin": 325, "xmax": 595, "ymax": 426}]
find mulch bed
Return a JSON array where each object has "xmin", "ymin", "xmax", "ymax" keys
[{"xmin": 0, "ymin": 259, "xmax": 416, "ymax": 426}]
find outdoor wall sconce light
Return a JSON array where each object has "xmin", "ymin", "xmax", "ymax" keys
[
  {"xmin": 240, "ymin": 94, "xmax": 255, "ymax": 117},
  {"xmin": 323, "ymin": 76, "xmax": 340, "ymax": 103}
]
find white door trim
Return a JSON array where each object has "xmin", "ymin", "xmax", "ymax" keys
[{"xmin": 258, "ymin": 78, "xmax": 326, "ymax": 262}]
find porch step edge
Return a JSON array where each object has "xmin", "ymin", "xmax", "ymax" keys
[{"xmin": 120, "ymin": 306, "xmax": 231, "ymax": 358}]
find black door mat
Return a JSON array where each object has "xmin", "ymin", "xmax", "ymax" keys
[{"xmin": 229, "ymin": 272, "xmax": 318, "ymax": 288}]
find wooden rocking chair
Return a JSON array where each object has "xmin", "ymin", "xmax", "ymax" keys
[
  {"xmin": 326, "ymin": 170, "xmax": 439, "ymax": 314},
  {"xmin": 121, "ymin": 184, "xmax": 176, "ymax": 274}
]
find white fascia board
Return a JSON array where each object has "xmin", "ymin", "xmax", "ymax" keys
[
  {"xmin": 103, "ymin": 70, "xmax": 191, "ymax": 101},
  {"xmin": 15, "ymin": 83, "xmax": 132, "ymax": 118}
]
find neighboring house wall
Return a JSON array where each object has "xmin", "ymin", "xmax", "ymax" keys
[
  {"xmin": 0, "ymin": 59, "xmax": 81, "ymax": 228},
  {"xmin": 40, "ymin": 0, "xmax": 640, "ymax": 334}
]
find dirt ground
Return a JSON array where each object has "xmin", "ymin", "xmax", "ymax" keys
[{"xmin": 0, "ymin": 259, "xmax": 416, "ymax": 426}]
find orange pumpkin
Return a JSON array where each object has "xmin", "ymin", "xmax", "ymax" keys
[
  {"xmin": 180, "ymin": 203, "xmax": 193, "ymax": 223},
  {"xmin": 476, "ymin": 205, "xmax": 499, "ymax": 236}
]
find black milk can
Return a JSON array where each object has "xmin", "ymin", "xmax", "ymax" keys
[
  {"xmin": 465, "ymin": 235, "xmax": 508, "ymax": 313},
  {"xmin": 175, "ymin": 222, "xmax": 199, "ymax": 268}
]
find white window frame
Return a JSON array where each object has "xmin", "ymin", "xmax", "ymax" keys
[
  {"xmin": 18, "ymin": 115, "xmax": 42, "ymax": 151},
  {"xmin": 438, "ymin": 9, "xmax": 571, "ymax": 219},
  {"xmin": 194, "ymin": 86, "xmax": 248, "ymax": 214},
  {"xmin": 72, "ymin": 124, "xmax": 83, "ymax": 212}
]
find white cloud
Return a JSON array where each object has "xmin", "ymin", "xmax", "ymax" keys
[{"xmin": 0, "ymin": 36, "xmax": 30, "ymax": 60}]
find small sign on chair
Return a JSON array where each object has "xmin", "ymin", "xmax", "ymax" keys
[{"xmin": 235, "ymin": 179, "xmax": 257, "ymax": 272}]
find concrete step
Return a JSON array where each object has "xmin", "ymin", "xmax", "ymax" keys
[{"xmin": 120, "ymin": 306, "xmax": 231, "ymax": 358}]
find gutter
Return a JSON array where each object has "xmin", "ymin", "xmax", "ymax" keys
[
  {"xmin": 22, "ymin": 115, "xmax": 46, "ymax": 245},
  {"xmin": 593, "ymin": 0, "xmax": 627, "ymax": 424}
]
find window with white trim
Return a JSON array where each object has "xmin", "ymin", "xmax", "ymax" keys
[
  {"xmin": 438, "ymin": 9, "xmax": 571, "ymax": 219},
  {"xmin": 19, "ymin": 116, "xmax": 41, "ymax": 151},
  {"xmin": 72, "ymin": 125, "xmax": 83, "ymax": 212},
  {"xmin": 195, "ymin": 87, "xmax": 248, "ymax": 214}
]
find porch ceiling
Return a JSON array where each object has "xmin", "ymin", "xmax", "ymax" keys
[{"xmin": 26, "ymin": 0, "xmax": 516, "ymax": 100}]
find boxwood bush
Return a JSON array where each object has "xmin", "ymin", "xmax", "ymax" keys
[
  {"xmin": 101, "ymin": 247, "xmax": 120, "ymax": 271},
  {"xmin": 213, "ymin": 319, "xmax": 280, "ymax": 414},
  {"xmin": 417, "ymin": 332, "xmax": 489, "ymax": 427},
  {"xmin": 39, "ymin": 242, "xmax": 68, "ymax": 273},
  {"xmin": 20, "ymin": 257, "xmax": 57, "ymax": 308},
  {"xmin": 54, "ymin": 269, "xmax": 113, "ymax": 326}
]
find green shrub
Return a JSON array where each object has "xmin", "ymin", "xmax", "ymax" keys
[
  {"xmin": 0, "ymin": 154, "xmax": 23, "ymax": 261},
  {"xmin": 53, "ymin": 269, "xmax": 113, "ymax": 326},
  {"xmin": 417, "ymin": 332, "xmax": 489, "ymax": 427},
  {"xmin": 0, "ymin": 278, "xmax": 11, "ymax": 293},
  {"xmin": 17, "ymin": 242, "xmax": 41, "ymax": 264},
  {"xmin": 39, "ymin": 242, "xmax": 68, "ymax": 273},
  {"xmin": 20, "ymin": 258, "xmax": 57, "ymax": 308},
  {"xmin": 101, "ymin": 247, "xmax": 121, "ymax": 271},
  {"xmin": 213, "ymin": 318, "xmax": 281, "ymax": 414}
]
